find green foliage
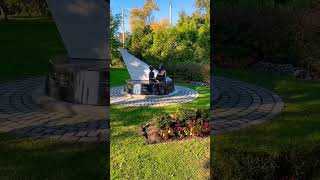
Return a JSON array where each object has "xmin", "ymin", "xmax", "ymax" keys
[
  {"xmin": 166, "ymin": 63, "xmax": 210, "ymax": 83},
  {"xmin": 126, "ymin": 0, "xmax": 210, "ymax": 68},
  {"xmin": 214, "ymin": 0, "xmax": 320, "ymax": 73},
  {"xmin": 6, "ymin": 0, "xmax": 48, "ymax": 16},
  {"xmin": 154, "ymin": 109, "xmax": 210, "ymax": 140},
  {"xmin": 110, "ymin": 13, "xmax": 123, "ymax": 67},
  {"xmin": 294, "ymin": 6, "xmax": 320, "ymax": 77}
]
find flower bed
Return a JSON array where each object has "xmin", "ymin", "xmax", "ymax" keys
[{"xmin": 142, "ymin": 109, "xmax": 210, "ymax": 144}]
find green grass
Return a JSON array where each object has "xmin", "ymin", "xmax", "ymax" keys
[
  {"xmin": 110, "ymin": 68, "xmax": 210, "ymax": 179},
  {"xmin": 212, "ymin": 68, "xmax": 320, "ymax": 179},
  {"xmin": 0, "ymin": 134, "xmax": 107, "ymax": 179},
  {"xmin": 0, "ymin": 19, "xmax": 107, "ymax": 179},
  {"xmin": 0, "ymin": 19, "xmax": 65, "ymax": 82}
]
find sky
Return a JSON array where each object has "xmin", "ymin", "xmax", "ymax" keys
[{"xmin": 111, "ymin": 0, "xmax": 196, "ymax": 33}]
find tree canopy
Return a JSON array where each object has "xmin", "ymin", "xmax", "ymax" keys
[{"xmin": 125, "ymin": 0, "xmax": 210, "ymax": 65}]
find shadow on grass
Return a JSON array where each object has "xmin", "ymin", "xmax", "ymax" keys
[
  {"xmin": 0, "ymin": 133, "xmax": 108, "ymax": 180},
  {"xmin": 211, "ymin": 68, "xmax": 320, "ymax": 179}
]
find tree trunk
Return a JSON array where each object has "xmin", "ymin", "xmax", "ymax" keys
[{"xmin": 0, "ymin": 0, "xmax": 8, "ymax": 21}]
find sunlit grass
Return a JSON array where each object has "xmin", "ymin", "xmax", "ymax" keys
[{"xmin": 110, "ymin": 68, "xmax": 210, "ymax": 179}]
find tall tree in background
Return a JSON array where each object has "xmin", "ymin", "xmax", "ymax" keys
[
  {"xmin": 0, "ymin": 0, "xmax": 8, "ymax": 21},
  {"xmin": 129, "ymin": 0, "xmax": 159, "ymax": 31},
  {"xmin": 127, "ymin": 0, "xmax": 210, "ymax": 65},
  {"xmin": 150, "ymin": 19, "xmax": 170, "ymax": 32},
  {"xmin": 110, "ymin": 12, "xmax": 123, "ymax": 66},
  {"xmin": 129, "ymin": 0, "xmax": 159, "ymax": 54},
  {"xmin": 142, "ymin": 0, "xmax": 159, "ymax": 24}
]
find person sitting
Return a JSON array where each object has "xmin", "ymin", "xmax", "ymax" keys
[
  {"xmin": 148, "ymin": 66, "xmax": 158, "ymax": 94},
  {"xmin": 149, "ymin": 66, "xmax": 156, "ymax": 82},
  {"xmin": 156, "ymin": 64, "xmax": 166, "ymax": 81},
  {"xmin": 155, "ymin": 64, "xmax": 167, "ymax": 95}
]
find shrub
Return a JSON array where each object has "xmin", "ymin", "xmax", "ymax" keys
[
  {"xmin": 166, "ymin": 63, "xmax": 210, "ymax": 84},
  {"xmin": 214, "ymin": 3, "xmax": 298, "ymax": 66},
  {"xmin": 214, "ymin": 1, "xmax": 320, "ymax": 76},
  {"xmin": 154, "ymin": 109, "xmax": 210, "ymax": 140},
  {"xmin": 294, "ymin": 6, "xmax": 320, "ymax": 78}
]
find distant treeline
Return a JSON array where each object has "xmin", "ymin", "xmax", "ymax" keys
[
  {"xmin": 215, "ymin": 0, "xmax": 318, "ymax": 7},
  {"xmin": 0, "ymin": 0, "xmax": 48, "ymax": 17}
]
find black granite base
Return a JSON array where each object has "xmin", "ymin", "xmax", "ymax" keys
[
  {"xmin": 124, "ymin": 78, "xmax": 174, "ymax": 95},
  {"xmin": 46, "ymin": 56, "xmax": 109, "ymax": 106}
]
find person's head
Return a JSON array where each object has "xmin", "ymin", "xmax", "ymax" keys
[
  {"xmin": 149, "ymin": 66, "xmax": 154, "ymax": 71},
  {"xmin": 159, "ymin": 64, "xmax": 164, "ymax": 70}
]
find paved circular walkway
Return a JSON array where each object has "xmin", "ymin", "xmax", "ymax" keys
[
  {"xmin": 110, "ymin": 85, "xmax": 199, "ymax": 106},
  {"xmin": 211, "ymin": 76, "xmax": 284, "ymax": 134},
  {"xmin": 0, "ymin": 77, "xmax": 108, "ymax": 142},
  {"xmin": 0, "ymin": 76, "xmax": 283, "ymax": 140}
]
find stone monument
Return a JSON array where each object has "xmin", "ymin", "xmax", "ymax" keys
[
  {"xmin": 119, "ymin": 48, "xmax": 174, "ymax": 95},
  {"xmin": 46, "ymin": 0, "xmax": 109, "ymax": 105}
]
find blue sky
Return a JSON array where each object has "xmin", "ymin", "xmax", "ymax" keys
[{"xmin": 111, "ymin": 0, "xmax": 196, "ymax": 32}]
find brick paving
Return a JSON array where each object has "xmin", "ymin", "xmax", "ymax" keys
[
  {"xmin": 0, "ymin": 77, "xmax": 108, "ymax": 142},
  {"xmin": 110, "ymin": 85, "xmax": 199, "ymax": 106},
  {"xmin": 0, "ymin": 76, "xmax": 284, "ymax": 140},
  {"xmin": 211, "ymin": 76, "xmax": 284, "ymax": 134}
]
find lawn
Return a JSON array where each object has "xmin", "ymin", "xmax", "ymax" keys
[
  {"xmin": 0, "ymin": 19, "xmax": 107, "ymax": 179},
  {"xmin": 110, "ymin": 68, "xmax": 210, "ymax": 179},
  {"xmin": 0, "ymin": 19, "xmax": 65, "ymax": 82},
  {"xmin": 212, "ymin": 68, "xmax": 320, "ymax": 179}
]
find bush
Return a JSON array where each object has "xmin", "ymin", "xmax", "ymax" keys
[
  {"xmin": 214, "ymin": 1, "xmax": 320, "ymax": 75},
  {"xmin": 295, "ymin": 6, "xmax": 320, "ymax": 78},
  {"xmin": 154, "ymin": 109, "xmax": 210, "ymax": 140},
  {"xmin": 125, "ymin": 4, "xmax": 210, "ymax": 66},
  {"xmin": 166, "ymin": 63, "xmax": 210, "ymax": 84},
  {"xmin": 6, "ymin": 0, "xmax": 48, "ymax": 16},
  {"xmin": 214, "ymin": 3, "xmax": 298, "ymax": 65}
]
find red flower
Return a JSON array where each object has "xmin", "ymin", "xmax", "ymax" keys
[
  {"xmin": 203, "ymin": 121, "xmax": 209, "ymax": 129},
  {"xmin": 196, "ymin": 118, "xmax": 203, "ymax": 122},
  {"xmin": 171, "ymin": 114, "xmax": 177, "ymax": 122},
  {"xmin": 178, "ymin": 126, "xmax": 185, "ymax": 132},
  {"xmin": 202, "ymin": 121, "xmax": 210, "ymax": 134},
  {"xmin": 188, "ymin": 120, "xmax": 195, "ymax": 127}
]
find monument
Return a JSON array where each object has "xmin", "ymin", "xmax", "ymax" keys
[
  {"xmin": 119, "ymin": 48, "xmax": 175, "ymax": 95},
  {"xmin": 45, "ymin": 0, "xmax": 109, "ymax": 106}
]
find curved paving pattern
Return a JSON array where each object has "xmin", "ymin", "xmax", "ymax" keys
[
  {"xmin": 211, "ymin": 76, "xmax": 284, "ymax": 134},
  {"xmin": 0, "ymin": 77, "xmax": 108, "ymax": 142},
  {"xmin": 110, "ymin": 85, "xmax": 199, "ymax": 106}
]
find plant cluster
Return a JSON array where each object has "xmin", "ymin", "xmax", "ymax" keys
[
  {"xmin": 214, "ymin": 0, "xmax": 320, "ymax": 74},
  {"xmin": 2, "ymin": 0, "xmax": 48, "ymax": 17},
  {"xmin": 166, "ymin": 63, "xmax": 210, "ymax": 84},
  {"xmin": 155, "ymin": 109, "xmax": 210, "ymax": 140},
  {"xmin": 124, "ymin": 0, "xmax": 210, "ymax": 66}
]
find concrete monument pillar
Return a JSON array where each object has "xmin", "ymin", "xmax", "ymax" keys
[{"xmin": 46, "ymin": 0, "xmax": 110, "ymax": 106}]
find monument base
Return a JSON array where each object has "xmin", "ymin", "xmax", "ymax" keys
[
  {"xmin": 124, "ymin": 79, "xmax": 175, "ymax": 95},
  {"xmin": 46, "ymin": 56, "xmax": 108, "ymax": 106}
]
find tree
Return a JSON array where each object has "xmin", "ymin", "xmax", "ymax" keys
[
  {"xmin": 150, "ymin": 19, "xmax": 170, "ymax": 32},
  {"xmin": 129, "ymin": 0, "xmax": 159, "ymax": 31},
  {"xmin": 195, "ymin": 0, "xmax": 210, "ymax": 22},
  {"xmin": 0, "ymin": 0, "xmax": 8, "ymax": 21},
  {"xmin": 110, "ymin": 13, "xmax": 123, "ymax": 66},
  {"xmin": 142, "ymin": 0, "xmax": 159, "ymax": 24},
  {"xmin": 127, "ymin": 0, "xmax": 210, "ymax": 65}
]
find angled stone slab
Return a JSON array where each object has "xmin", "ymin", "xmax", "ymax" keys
[
  {"xmin": 119, "ymin": 48, "xmax": 158, "ymax": 80},
  {"xmin": 46, "ymin": 0, "xmax": 109, "ymax": 60}
]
